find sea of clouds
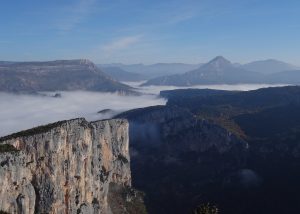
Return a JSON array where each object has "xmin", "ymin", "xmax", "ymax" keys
[
  {"xmin": 127, "ymin": 81, "xmax": 289, "ymax": 95},
  {"xmin": 0, "ymin": 83, "xmax": 288, "ymax": 137}
]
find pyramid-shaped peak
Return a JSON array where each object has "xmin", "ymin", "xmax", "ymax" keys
[
  {"xmin": 200, "ymin": 56, "xmax": 232, "ymax": 70},
  {"xmin": 209, "ymin": 56, "xmax": 231, "ymax": 65}
]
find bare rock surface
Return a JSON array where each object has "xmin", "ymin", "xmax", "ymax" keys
[{"xmin": 0, "ymin": 118, "xmax": 143, "ymax": 214}]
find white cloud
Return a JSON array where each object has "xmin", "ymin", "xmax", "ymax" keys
[
  {"xmin": 0, "ymin": 91, "xmax": 166, "ymax": 137},
  {"xmin": 167, "ymin": 13, "xmax": 196, "ymax": 25},
  {"xmin": 101, "ymin": 35, "xmax": 142, "ymax": 54},
  {"xmin": 127, "ymin": 81, "xmax": 289, "ymax": 96}
]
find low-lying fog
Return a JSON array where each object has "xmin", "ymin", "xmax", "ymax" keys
[
  {"xmin": 126, "ymin": 81, "xmax": 289, "ymax": 95},
  {"xmin": 0, "ymin": 82, "xmax": 288, "ymax": 137}
]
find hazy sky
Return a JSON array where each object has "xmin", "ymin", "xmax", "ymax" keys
[{"xmin": 0, "ymin": 0, "xmax": 299, "ymax": 65}]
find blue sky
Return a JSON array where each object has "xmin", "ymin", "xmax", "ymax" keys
[{"xmin": 0, "ymin": 0, "xmax": 299, "ymax": 65}]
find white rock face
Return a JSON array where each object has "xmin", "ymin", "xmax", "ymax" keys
[{"xmin": 0, "ymin": 118, "xmax": 131, "ymax": 214}]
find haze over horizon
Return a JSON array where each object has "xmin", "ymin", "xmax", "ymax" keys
[{"xmin": 1, "ymin": 0, "xmax": 299, "ymax": 66}]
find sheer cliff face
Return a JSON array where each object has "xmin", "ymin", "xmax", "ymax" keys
[{"xmin": 0, "ymin": 118, "xmax": 132, "ymax": 214}]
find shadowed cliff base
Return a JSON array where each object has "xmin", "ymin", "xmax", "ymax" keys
[{"xmin": 116, "ymin": 86, "xmax": 300, "ymax": 214}]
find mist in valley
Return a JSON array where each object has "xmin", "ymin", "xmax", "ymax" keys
[
  {"xmin": 0, "ymin": 83, "xmax": 289, "ymax": 137},
  {"xmin": 0, "ymin": 90, "xmax": 166, "ymax": 137},
  {"xmin": 127, "ymin": 81, "xmax": 289, "ymax": 94}
]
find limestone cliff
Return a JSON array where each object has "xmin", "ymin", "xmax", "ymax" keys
[{"xmin": 0, "ymin": 118, "xmax": 145, "ymax": 214}]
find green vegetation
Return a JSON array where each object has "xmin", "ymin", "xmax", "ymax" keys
[
  {"xmin": 117, "ymin": 154, "xmax": 129, "ymax": 164},
  {"xmin": 124, "ymin": 190, "xmax": 147, "ymax": 214},
  {"xmin": 108, "ymin": 183, "xmax": 147, "ymax": 214},
  {"xmin": 193, "ymin": 203, "xmax": 219, "ymax": 214},
  {"xmin": 164, "ymin": 87, "xmax": 300, "ymax": 140},
  {"xmin": 194, "ymin": 115, "xmax": 246, "ymax": 139},
  {"xmin": 0, "ymin": 118, "xmax": 85, "ymax": 142},
  {"xmin": 0, "ymin": 144, "xmax": 18, "ymax": 153},
  {"xmin": 119, "ymin": 86, "xmax": 300, "ymax": 213}
]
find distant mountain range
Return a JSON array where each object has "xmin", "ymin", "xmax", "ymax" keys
[
  {"xmin": 0, "ymin": 61, "xmax": 16, "ymax": 65},
  {"xmin": 99, "ymin": 66, "xmax": 146, "ymax": 82},
  {"xmin": 142, "ymin": 56, "xmax": 300, "ymax": 86},
  {"xmin": 142, "ymin": 56, "xmax": 263, "ymax": 86},
  {"xmin": 99, "ymin": 59, "xmax": 299, "ymax": 83},
  {"xmin": 268, "ymin": 70, "xmax": 300, "ymax": 84},
  {"xmin": 99, "ymin": 63, "xmax": 201, "ymax": 79},
  {"xmin": 2, "ymin": 58, "xmax": 299, "ymax": 93},
  {"xmin": 242, "ymin": 59, "xmax": 299, "ymax": 74},
  {"xmin": 0, "ymin": 59, "xmax": 133, "ymax": 93}
]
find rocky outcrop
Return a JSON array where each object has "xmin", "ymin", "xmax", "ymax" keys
[
  {"xmin": 117, "ymin": 105, "xmax": 248, "ymax": 153},
  {"xmin": 0, "ymin": 118, "xmax": 143, "ymax": 214},
  {"xmin": 116, "ymin": 87, "xmax": 300, "ymax": 214},
  {"xmin": 116, "ymin": 105, "xmax": 248, "ymax": 213}
]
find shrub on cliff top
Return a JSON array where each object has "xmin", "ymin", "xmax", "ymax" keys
[
  {"xmin": 193, "ymin": 203, "xmax": 219, "ymax": 214},
  {"xmin": 0, "ymin": 144, "xmax": 18, "ymax": 153}
]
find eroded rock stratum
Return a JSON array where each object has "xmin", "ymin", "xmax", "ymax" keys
[{"xmin": 0, "ymin": 118, "xmax": 144, "ymax": 214}]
